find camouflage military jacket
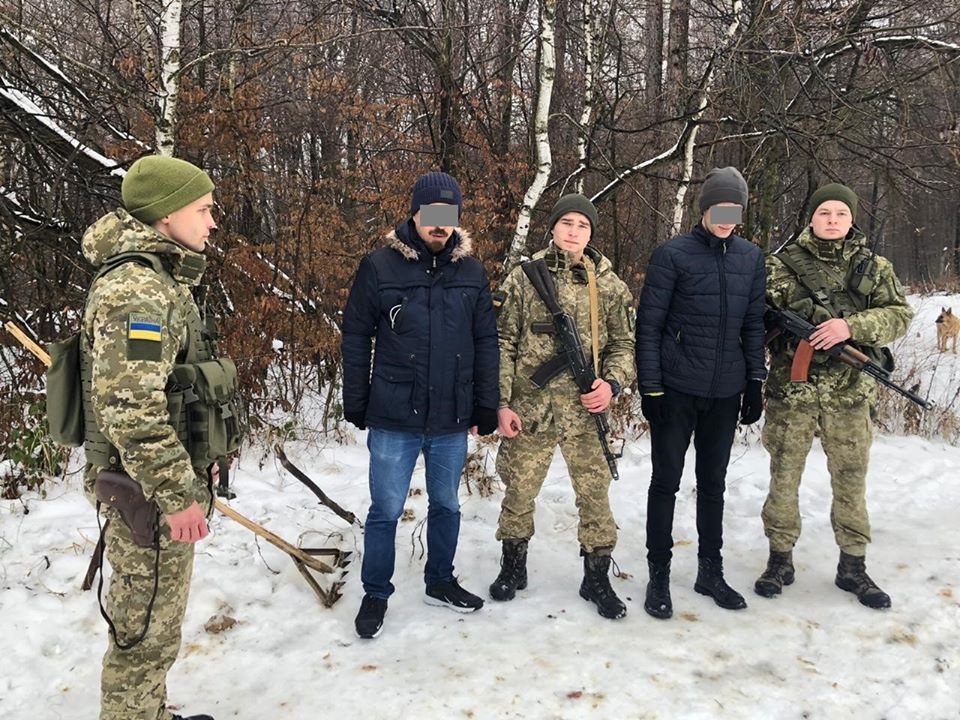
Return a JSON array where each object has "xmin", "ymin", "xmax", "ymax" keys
[
  {"xmin": 81, "ymin": 209, "xmax": 209, "ymax": 516},
  {"xmin": 766, "ymin": 226, "xmax": 913, "ymax": 403},
  {"xmin": 498, "ymin": 244, "xmax": 635, "ymax": 435}
]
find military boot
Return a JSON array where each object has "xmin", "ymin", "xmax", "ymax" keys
[
  {"xmin": 579, "ymin": 548, "xmax": 627, "ymax": 620},
  {"xmin": 835, "ymin": 551, "xmax": 891, "ymax": 609},
  {"xmin": 489, "ymin": 539, "xmax": 528, "ymax": 601},
  {"xmin": 172, "ymin": 714, "xmax": 214, "ymax": 720},
  {"xmin": 644, "ymin": 560, "xmax": 672, "ymax": 620},
  {"xmin": 694, "ymin": 556, "xmax": 747, "ymax": 610},
  {"xmin": 754, "ymin": 550, "xmax": 795, "ymax": 598}
]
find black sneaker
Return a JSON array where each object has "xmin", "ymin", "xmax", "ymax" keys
[
  {"xmin": 425, "ymin": 578, "xmax": 485, "ymax": 613},
  {"xmin": 355, "ymin": 594, "xmax": 388, "ymax": 638}
]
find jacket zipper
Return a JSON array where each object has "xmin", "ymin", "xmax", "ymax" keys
[
  {"xmin": 455, "ymin": 353, "xmax": 462, "ymax": 422},
  {"xmin": 710, "ymin": 241, "xmax": 727, "ymax": 396}
]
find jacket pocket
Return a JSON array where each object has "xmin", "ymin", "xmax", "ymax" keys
[
  {"xmin": 454, "ymin": 353, "xmax": 474, "ymax": 422},
  {"xmin": 370, "ymin": 363, "xmax": 416, "ymax": 420}
]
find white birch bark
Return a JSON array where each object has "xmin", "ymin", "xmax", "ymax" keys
[
  {"xmin": 155, "ymin": 0, "xmax": 183, "ymax": 156},
  {"xmin": 670, "ymin": 0, "xmax": 743, "ymax": 234},
  {"xmin": 574, "ymin": 0, "xmax": 596, "ymax": 194},
  {"xmin": 503, "ymin": 0, "xmax": 556, "ymax": 273}
]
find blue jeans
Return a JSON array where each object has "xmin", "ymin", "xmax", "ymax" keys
[{"xmin": 361, "ymin": 428, "xmax": 467, "ymax": 598}]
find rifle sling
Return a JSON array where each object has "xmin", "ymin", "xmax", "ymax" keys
[{"xmin": 584, "ymin": 256, "xmax": 601, "ymax": 376}]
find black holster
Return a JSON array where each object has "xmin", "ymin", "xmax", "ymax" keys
[{"xmin": 94, "ymin": 470, "xmax": 160, "ymax": 548}]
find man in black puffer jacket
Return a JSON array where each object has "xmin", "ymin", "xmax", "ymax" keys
[
  {"xmin": 635, "ymin": 166, "xmax": 766, "ymax": 620},
  {"xmin": 341, "ymin": 172, "xmax": 499, "ymax": 638}
]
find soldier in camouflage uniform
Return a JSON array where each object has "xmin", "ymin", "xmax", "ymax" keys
[
  {"xmin": 490, "ymin": 194, "xmax": 635, "ymax": 619},
  {"xmin": 82, "ymin": 156, "xmax": 222, "ymax": 720},
  {"xmin": 758, "ymin": 183, "xmax": 913, "ymax": 609}
]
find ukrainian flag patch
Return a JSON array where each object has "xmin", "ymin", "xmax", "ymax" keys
[
  {"xmin": 129, "ymin": 314, "xmax": 162, "ymax": 341},
  {"xmin": 127, "ymin": 313, "xmax": 163, "ymax": 361}
]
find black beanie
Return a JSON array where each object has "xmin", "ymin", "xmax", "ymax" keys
[
  {"xmin": 699, "ymin": 166, "xmax": 749, "ymax": 212},
  {"xmin": 410, "ymin": 172, "xmax": 463, "ymax": 216},
  {"xmin": 809, "ymin": 183, "xmax": 858, "ymax": 221},
  {"xmin": 548, "ymin": 194, "xmax": 599, "ymax": 235}
]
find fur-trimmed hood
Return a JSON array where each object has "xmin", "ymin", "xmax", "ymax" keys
[{"xmin": 385, "ymin": 225, "xmax": 474, "ymax": 263}]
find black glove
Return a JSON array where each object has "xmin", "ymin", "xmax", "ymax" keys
[
  {"xmin": 740, "ymin": 380, "xmax": 764, "ymax": 425},
  {"xmin": 470, "ymin": 406, "xmax": 498, "ymax": 436},
  {"xmin": 344, "ymin": 409, "xmax": 366, "ymax": 430},
  {"xmin": 641, "ymin": 392, "xmax": 667, "ymax": 425}
]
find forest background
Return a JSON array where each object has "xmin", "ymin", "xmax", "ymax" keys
[{"xmin": 1, "ymin": 0, "xmax": 959, "ymax": 494}]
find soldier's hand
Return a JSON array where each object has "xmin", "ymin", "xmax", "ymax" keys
[
  {"xmin": 165, "ymin": 502, "xmax": 210, "ymax": 544},
  {"xmin": 497, "ymin": 407, "xmax": 523, "ymax": 438},
  {"xmin": 809, "ymin": 318, "xmax": 851, "ymax": 350},
  {"xmin": 580, "ymin": 378, "xmax": 613, "ymax": 413}
]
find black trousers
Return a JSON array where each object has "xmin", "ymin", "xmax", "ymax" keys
[{"xmin": 645, "ymin": 388, "xmax": 741, "ymax": 564}]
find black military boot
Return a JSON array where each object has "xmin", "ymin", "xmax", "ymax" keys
[
  {"xmin": 489, "ymin": 539, "xmax": 528, "ymax": 601},
  {"xmin": 579, "ymin": 548, "xmax": 627, "ymax": 620},
  {"xmin": 835, "ymin": 551, "xmax": 891, "ymax": 609},
  {"xmin": 694, "ymin": 556, "xmax": 747, "ymax": 610},
  {"xmin": 754, "ymin": 550, "xmax": 795, "ymax": 598},
  {"xmin": 172, "ymin": 715, "xmax": 214, "ymax": 720},
  {"xmin": 644, "ymin": 560, "xmax": 672, "ymax": 619}
]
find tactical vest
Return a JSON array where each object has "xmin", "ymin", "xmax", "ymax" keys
[
  {"xmin": 774, "ymin": 241, "xmax": 894, "ymax": 371},
  {"xmin": 80, "ymin": 251, "xmax": 241, "ymax": 470}
]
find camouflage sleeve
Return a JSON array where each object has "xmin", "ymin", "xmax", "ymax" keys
[
  {"xmin": 845, "ymin": 257, "xmax": 914, "ymax": 346},
  {"xmin": 496, "ymin": 267, "xmax": 526, "ymax": 408},
  {"xmin": 89, "ymin": 270, "xmax": 195, "ymax": 516},
  {"xmin": 765, "ymin": 255, "xmax": 795, "ymax": 311},
  {"xmin": 601, "ymin": 277, "xmax": 636, "ymax": 388}
]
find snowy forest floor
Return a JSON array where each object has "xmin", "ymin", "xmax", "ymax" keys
[{"xmin": 2, "ymin": 296, "xmax": 959, "ymax": 720}]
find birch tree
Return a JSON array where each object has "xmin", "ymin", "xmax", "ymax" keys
[
  {"xmin": 155, "ymin": 0, "xmax": 183, "ymax": 155},
  {"xmin": 573, "ymin": 0, "xmax": 597, "ymax": 194},
  {"xmin": 670, "ymin": 0, "xmax": 744, "ymax": 234},
  {"xmin": 504, "ymin": 0, "xmax": 556, "ymax": 273}
]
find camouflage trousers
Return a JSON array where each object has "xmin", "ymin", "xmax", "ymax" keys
[
  {"xmin": 761, "ymin": 394, "xmax": 872, "ymax": 556},
  {"xmin": 496, "ymin": 420, "xmax": 617, "ymax": 552},
  {"xmin": 100, "ymin": 506, "xmax": 194, "ymax": 720}
]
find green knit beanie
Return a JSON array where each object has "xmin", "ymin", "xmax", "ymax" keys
[
  {"xmin": 121, "ymin": 156, "xmax": 215, "ymax": 224},
  {"xmin": 809, "ymin": 183, "xmax": 858, "ymax": 220},
  {"xmin": 548, "ymin": 194, "xmax": 599, "ymax": 236}
]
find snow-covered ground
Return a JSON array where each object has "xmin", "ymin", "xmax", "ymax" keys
[{"xmin": 2, "ymin": 296, "xmax": 959, "ymax": 720}]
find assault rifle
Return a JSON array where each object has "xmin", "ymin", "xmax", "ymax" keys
[
  {"xmin": 766, "ymin": 307, "xmax": 933, "ymax": 410},
  {"xmin": 522, "ymin": 259, "xmax": 621, "ymax": 480}
]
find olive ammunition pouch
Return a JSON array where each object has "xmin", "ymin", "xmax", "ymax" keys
[
  {"xmin": 169, "ymin": 358, "xmax": 241, "ymax": 468},
  {"xmin": 46, "ymin": 334, "xmax": 84, "ymax": 447}
]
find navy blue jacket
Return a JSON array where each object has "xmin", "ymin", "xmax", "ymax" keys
[
  {"xmin": 341, "ymin": 221, "xmax": 499, "ymax": 434},
  {"xmin": 636, "ymin": 224, "xmax": 767, "ymax": 398}
]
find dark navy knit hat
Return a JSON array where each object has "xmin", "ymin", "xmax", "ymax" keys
[{"xmin": 410, "ymin": 172, "xmax": 463, "ymax": 217}]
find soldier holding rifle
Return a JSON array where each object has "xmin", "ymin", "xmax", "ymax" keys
[
  {"xmin": 490, "ymin": 194, "xmax": 635, "ymax": 619},
  {"xmin": 759, "ymin": 183, "xmax": 914, "ymax": 609}
]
